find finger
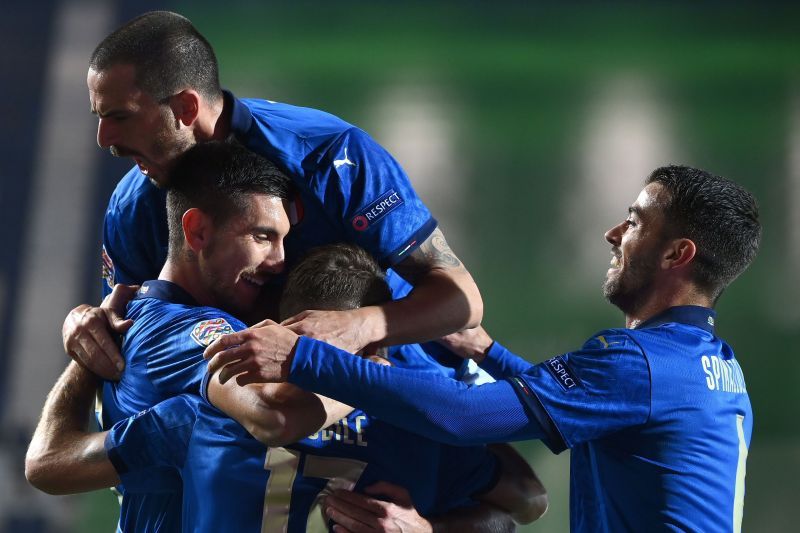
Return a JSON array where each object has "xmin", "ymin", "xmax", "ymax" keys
[
  {"xmin": 283, "ymin": 321, "xmax": 311, "ymax": 335},
  {"xmin": 280, "ymin": 310, "xmax": 311, "ymax": 327},
  {"xmin": 250, "ymin": 318, "xmax": 279, "ymax": 328},
  {"xmin": 332, "ymin": 525, "xmax": 354, "ymax": 533},
  {"xmin": 108, "ymin": 315, "xmax": 134, "ymax": 334},
  {"xmin": 206, "ymin": 346, "xmax": 248, "ymax": 377},
  {"xmin": 88, "ymin": 324, "xmax": 125, "ymax": 373},
  {"xmin": 217, "ymin": 359, "xmax": 252, "ymax": 385},
  {"xmin": 325, "ymin": 493, "xmax": 381, "ymax": 530},
  {"xmin": 364, "ymin": 482, "xmax": 412, "ymax": 505},
  {"xmin": 74, "ymin": 332, "xmax": 120, "ymax": 380},
  {"xmin": 332, "ymin": 490, "xmax": 391, "ymax": 515},
  {"xmin": 204, "ymin": 331, "xmax": 248, "ymax": 360}
]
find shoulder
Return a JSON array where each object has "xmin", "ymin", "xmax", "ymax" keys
[
  {"xmin": 241, "ymin": 97, "xmax": 354, "ymax": 137},
  {"xmin": 107, "ymin": 166, "xmax": 165, "ymax": 215},
  {"xmin": 129, "ymin": 300, "xmax": 246, "ymax": 345}
]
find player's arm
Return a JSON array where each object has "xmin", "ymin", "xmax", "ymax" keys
[
  {"xmin": 62, "ymin": 283, "xmax": 139, "ymax": 381},
  {"xmin": 206, "ymin": 331, "xmax": 544, "ymax": 445},
  {"xmin": 437, "ymin": 325, "xmax": 533, "ymax": 379},
  {"xmin": 283, "ymin": 227, "xmax": 482, "ymax": 353},
  {"xmin": 479, "ymin": 443, "xmax": 548, "ymax": 524},
  {"xmin": 323, "ymin": 482, "xmax": 515, "ymax": 533},
  {"xmin": 206, "ymin": 366, "xmax": 352, "ymax": 446},
  {"xmin": 25, "ymin": 362, "xmax": 120, "ymax": 494}
]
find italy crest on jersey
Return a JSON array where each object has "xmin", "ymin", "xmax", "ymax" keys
[{"xmin": 190, "ymin": 318, "xmax": 235, "ymax": 347}]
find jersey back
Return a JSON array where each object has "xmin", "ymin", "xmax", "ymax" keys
[{"xmin": 102, "ymin": 280, "xmax": 245, "ymax": 532}]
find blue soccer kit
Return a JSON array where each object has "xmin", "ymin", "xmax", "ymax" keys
[
  {"xmin": 287, "ymin": 306, "xmax": 752, "ymax": 532},
  {"xmin": 102, "ymin": 92, "xmax": 435, "ymax": 295},
  {"xmin": 105, "ymin": 391, "xmax": 500, "ymax": 533},
  {"xmin": 100, "ymin": 280, "xmax": 247, "ymax": 532}
]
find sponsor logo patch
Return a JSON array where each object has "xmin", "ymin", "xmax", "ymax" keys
[
  {"xmin": 102, "ymin": 246, "xmax": 115, "ymax": 289},
  {"xmin": 190, "ymin": 318, "xmax": 235, "ymax": 347},
  {"xmin": 351, "ymin": 190, "xmax": 404, "ymax": 232},
  {"xmin": 543, "ymin": 355, "xmax": 581, "ymax": 391}
]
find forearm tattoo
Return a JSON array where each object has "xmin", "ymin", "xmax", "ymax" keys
[{"xmin": 393, "ymin": 228, "xmax": 463, "ymax": 283}]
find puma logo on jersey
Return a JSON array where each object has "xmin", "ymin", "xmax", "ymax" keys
[
  {"xmin": 334, "ymin": 148, "xmax": 356, "ymax": 169},
  {"xmin": 596, "ymin": 336, "xmax": 620, "ymax": 349}
]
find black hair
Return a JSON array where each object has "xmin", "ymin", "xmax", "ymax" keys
[
  {"xmin": 279, "ymin": 244, "xmax": 392, "ymax": 320},
  {"xmin": 166, "ymin": 140, "xmax": 291, "ymax": 256},
  {"xmin": 89, "ymin": 11, "xmax": 221, "ymax": 102},
  {"xmin": 646, "ymin": 165, "xmax": 761, "ymax": 300}
]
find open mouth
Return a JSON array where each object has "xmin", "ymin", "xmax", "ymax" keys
[
  {"xmin": 240, "ymin": 273, "xmax": 265, "ymax": 288},
  {"xmin": 133, "ymin": 158, "xmax": 149, "ymax": 176},
  {"xmin": 609, "ymin": 251, "xmax": 621, "ymax": 268}
]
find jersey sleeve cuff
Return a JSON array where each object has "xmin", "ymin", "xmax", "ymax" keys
[
  {"xmin": 104, "ymin": 432, "xmax": 129, "ymax": 475},
  {"xmin": 506, "ymin": 376, "xmax": 568, "ymax": 454},
  {"xmin": 380, "ymin": 217, "xmax": 438, "ymax": 268},
  {"xmin": 482, "ymin": 342, "xmax": 532, "ymax": 379}
]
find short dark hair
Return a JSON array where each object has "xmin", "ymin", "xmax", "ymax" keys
[
  {"xmin": 89, "ymin": 11, "xmax": 221, "ymax": 102},
  {"xmin": 166, "ymin": 140, "xmax": 291, "ymax": 255},
  {"xmin": 646, "ymin": 165, "xmax": 761, "ymax": 300},
  {"xmin": 279, "ymin": 244, "xmax": 392, "ymax": 320}
]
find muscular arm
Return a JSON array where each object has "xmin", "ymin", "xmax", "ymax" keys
[
  {"xmin": 283, "ymin": 228, "xmax": 483, "ymax": 352},
  {"xmin": 480, "ymin": 444, "xmax": 548, "ymax": 524},
  {"xmin": 207, "ymin": 369, "xmax": 353, "ymax": 446},
  {"xmin": 25, "ymin": 362, "xmax": 120, "ymax": 494}
]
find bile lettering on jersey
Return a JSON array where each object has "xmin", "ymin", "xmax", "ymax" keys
[
  {"xmin": 307, "ymin": 415, "xmax": 368, "ymax": 447},
  {"xmin": 701, "ymin": 355, "xmax": 747, "ymax": 393}
]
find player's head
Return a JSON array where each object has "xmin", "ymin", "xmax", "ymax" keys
[
  {"xmin": 279, "ymin": 244, "xmax": 392, "ymax": 320},
  {"xmin": 87, "ymin": 11, "xmax": 222, "ymax": 185},
  {"xmin": 167, "ymin": 140, "xmax": 292, "ymax": 318},
  {"xmin": 603, "ymin": 164, "xmax": 760, "ymax": 313}
]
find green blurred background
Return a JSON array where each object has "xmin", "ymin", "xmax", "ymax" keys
[{"xmin": 4, "ymin": 1, "xmax": 798, "ymax": 531}]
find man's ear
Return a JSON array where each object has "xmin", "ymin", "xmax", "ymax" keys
[
  {"xmin": 662, "ymin": 238, "xmax": 696, "ymax": 270},
  {"xmin": 182, "ymin": 208, "xmax": 212, "ymax": 253},
  {"xmin": 169, "ymin": 89, "xmax": 201, "ymax": 127}
]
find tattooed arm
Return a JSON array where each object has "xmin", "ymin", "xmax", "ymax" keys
[{"xmin": 281, "ymin": 228, "xmax": 483, "ymax": 351}]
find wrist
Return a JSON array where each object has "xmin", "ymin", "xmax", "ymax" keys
[{"xmin": 355, "ymin": 305, "xmax": 387, "ymax": 347}]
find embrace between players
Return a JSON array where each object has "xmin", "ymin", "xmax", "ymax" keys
[{"xmin": 26, "ymin": 11, "xmax": 760, "ymax": 533}]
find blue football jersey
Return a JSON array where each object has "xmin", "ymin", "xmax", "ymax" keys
[
  {"xmin": 102, "ymin": 280, "xmax": 246, "ymax": 532},
  {"xmin": 102, "ymin": 92, "xmax": 436, "ymax": 296},
  {"xmin": 106, "ymin": 392, "xmax": 500, "ymax": 533},
  {"xmin": 288, "ymin": 306, "xmax": 752, "ymax": 532}
]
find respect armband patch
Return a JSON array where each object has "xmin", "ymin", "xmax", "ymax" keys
[
  {"xmin": 543, "ymin": 356, "xmax": 581, "ymax": 391},
  {"xmin": 351, "ymin": 190, "xmax": 404, "ymax": 232}
]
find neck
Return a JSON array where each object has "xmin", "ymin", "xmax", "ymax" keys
[
  {"xmin": 194, "ymin": 94, "xmax": 231, "ymax": 142},
  {"xmin": 158, "ymin": 254, "xmax": 215, "ymax": 308},
  {"xmin": 623, "ymin": 281, "xmax": 713, "ymax": 328}
]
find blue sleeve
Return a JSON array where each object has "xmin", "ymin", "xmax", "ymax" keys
[
  {"xmin": 480, "ymin": 342, "xmax": 534, "ymax": 380},
  {"xmin": 104, "ymin": 395, "xmax": 199, "ymax": 493},
  {"xmin": 102, "ymin": 169, "xmax": 168, "ymax": 296},
  {"xmin": 147, "ymin": 313, "xmax": 246, "ymax": 397},
  {"xmin": 515, "ymin": 330, "xmax": 651, "ymax": 453},
  {"xmin": 289, "ymin": 337, "xmax": 545, "ymax": 446},
  {"xmin": 316, "ymin": 129, "xmax": 437, "ymax": 267}
]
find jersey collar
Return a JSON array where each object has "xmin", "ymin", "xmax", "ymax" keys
[
  {"xmin": 225, "ymin": 90, "xmax": 254, "ymax": 137},
  {"xmin": 134, "ymin": 280, "xmax": 199, "ymax": 307},
  {"xmin": 635, "ymin": 305, "xmax": 717, "ymax": 334}
]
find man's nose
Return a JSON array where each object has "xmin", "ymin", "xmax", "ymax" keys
[
  {"xmin": 605, "ymin": 222, "xmax": 624, "ymax": 246},
  {"xmin": 96, "ymin": 118, "xmax": 115, "ymax": 148}
]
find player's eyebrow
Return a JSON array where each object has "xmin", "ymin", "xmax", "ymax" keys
[{"xmin": 628, "ymin": 206, "xmax": 643, "ymax": 218}]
